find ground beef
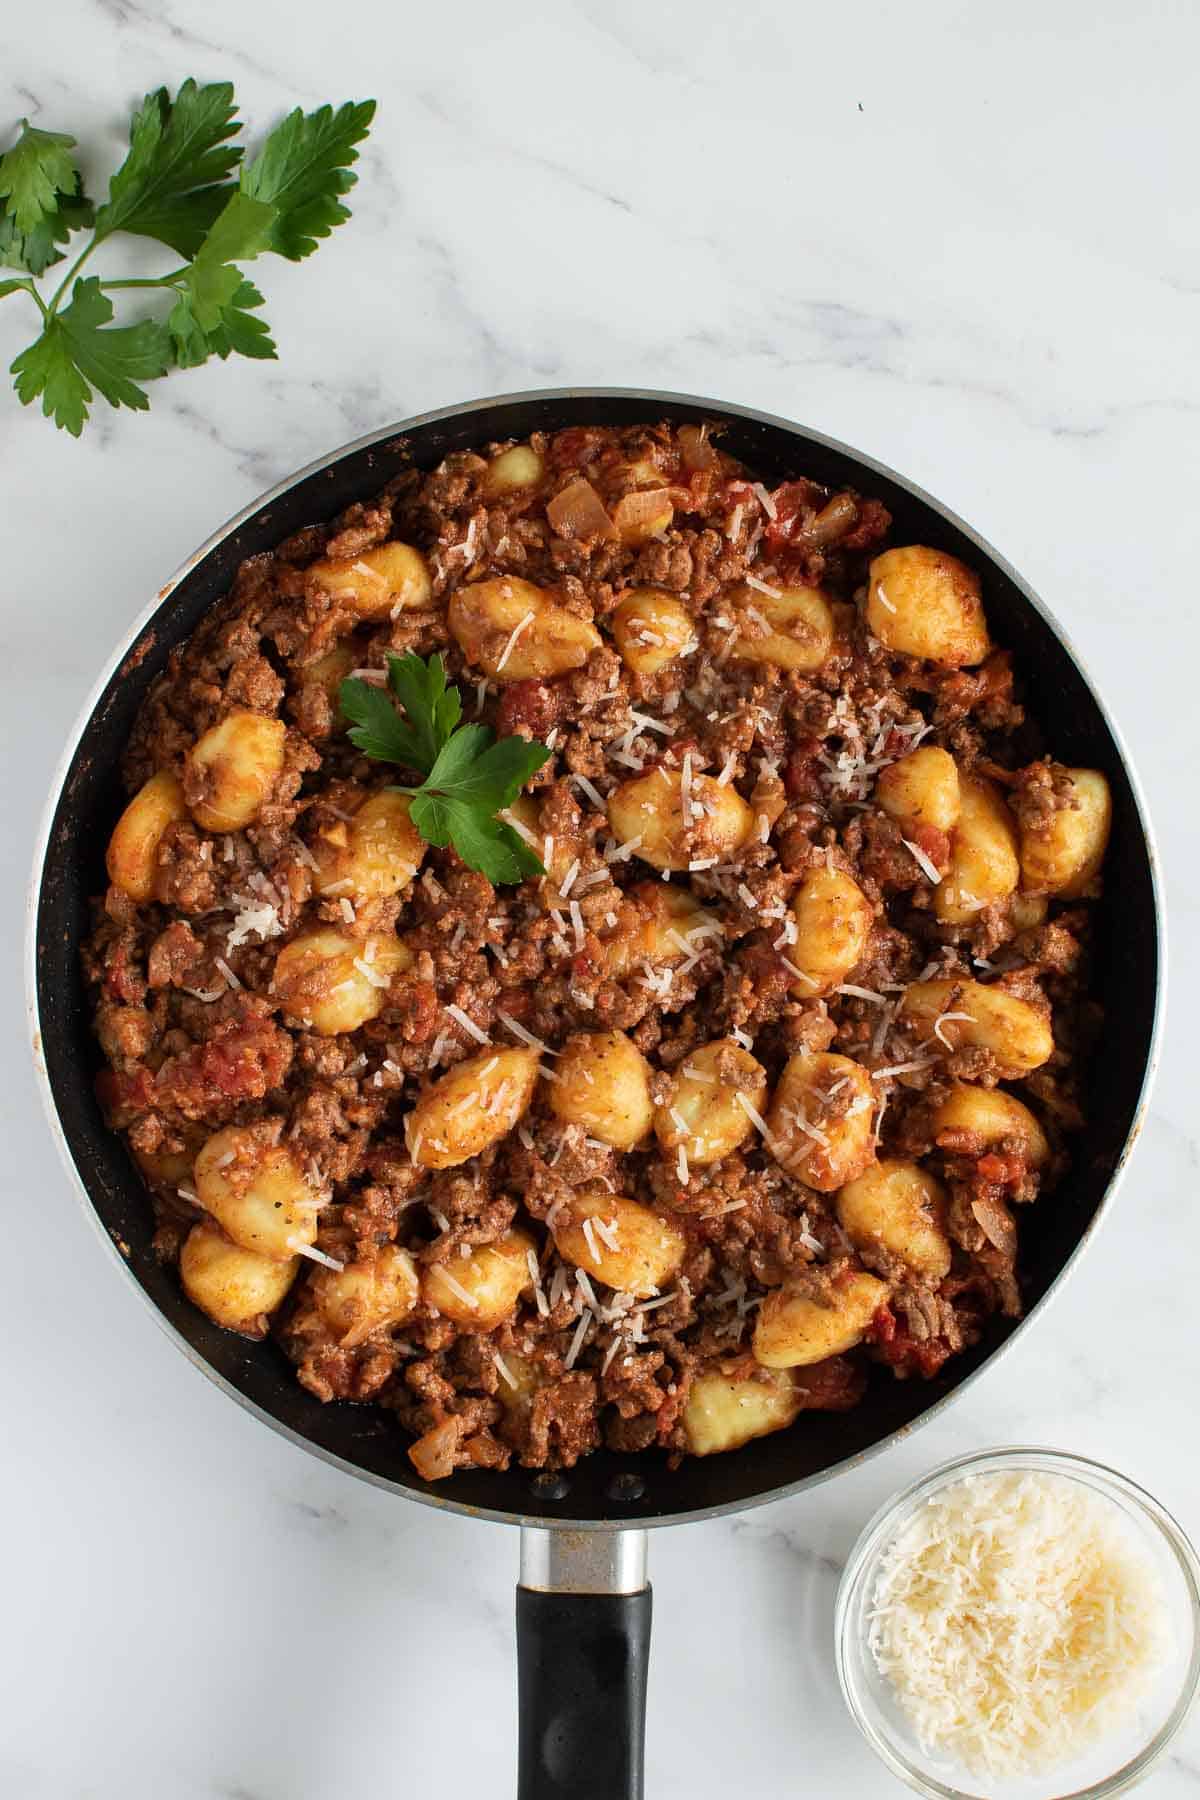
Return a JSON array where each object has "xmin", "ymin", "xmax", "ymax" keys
[{"xmin": 84, "ymin": 420, "xmax": 1106, "ymax": 1479}]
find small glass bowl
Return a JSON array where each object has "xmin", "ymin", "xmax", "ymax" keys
[{"xmin": 835, "ymin": 1448, "xmax": 1200, "ymax": 1800}]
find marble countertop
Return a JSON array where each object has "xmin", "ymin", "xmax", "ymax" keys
[{"xmin": 4, "ymin": 4, "xmax": 1198, "ymax": 1795}]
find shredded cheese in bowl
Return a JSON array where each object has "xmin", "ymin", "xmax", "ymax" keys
[{"xmin": 835, "ymin": 1450, "xmax": 1200, "ymax": 1799}]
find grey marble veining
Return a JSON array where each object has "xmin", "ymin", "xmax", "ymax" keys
[{"xmin": 2, "ymin": 2, "xmax": 1198, "ymax": 1794}]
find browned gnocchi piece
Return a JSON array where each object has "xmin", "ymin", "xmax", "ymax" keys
[
  {"xmin": 900, "ymin": 978, "xmax": 1053, "ymax": 1075},
  {"xmin": 653, "ymin": 1039, "xmax": 768, "ymax": 1166},
  {"xmin": 311, "ymin": 789, "xmax": 425, "ymax": 903},
  {"xmin": 194, "ymin": 1127, "xmax": 317, "ymax": 1260},
  {"xmin": 308, "ymin": 541, "xmax": 432, "ymax": 619},
  {"xmin": 753, "ymin": 1271, "xmax": 889, "ymax": 1369},
  {"xmin": 106, "ymin": 770, "xmax": 188, "ymax": 901},
  {"xmin": 835, "ymin": 1160, "xmax": 951, "ymax": 1281},
  {"xmin": 272, "ymin": 929, "xmax": 413, "ymax": 1035},
  {"xmin": 551, "ymin": 1029, "xmax": 654, "ymax": 1151},
  {"xmin": 876, "ymin": 746, "xmax": 960, "ymax": 836},
  {"xmin": 406, "ymin": 1048, "xmax": 540, "ymax": 1170},
  {"xmin": 185, "ymin": 711, "xmax": 286, "ymax": 832},
  {"xmin": 867, "ymin": 546, "xmax": 990, "ymax": 667},
  {"xmin": 936, "ymin": 773, "xmax": 1020, "ymax": 924},
  {"xmin": 483, "ymin": 444, "xmax": 545, "ymax": 497},
  {"xmin": 1018, "ymin": 768, "xmax": 1112, "ymax": 898},
  {"xmin": 683, "ymin": 1363, "xmax": 802, "ymax": 1456},
  {"xmin": 728, "ymin": 583, "xmax": 835, "ymax": 672},
  {"xmin": 422, "ymin": 1229, "xmax": 535, "ymax": 1327},
  {"xmin": 308, "ymin": 1244, "xmax": 420, "ymax": 1346},
  {"xmin": 606, "ymin": 883, "xmax": 722, "ymax": 977},
  {"xmin": 610, "ymin": 588, "xmax": 696, "ymax": 674},
  {"xmin": 787, "ymin": 866, "xmax": 874, "ymax": 995},
  {"xmin": 180, "ymin": 1221, "xmax": 300, "ymax": 1337},
  {"xmin": 448, "ymin": 576, "xmax": 601, "ymax": 680},
  {"xmin": 552, "ymin": 1192, "xmax": 685, "ymax": 1298},
  {"xmin": 766, "ymin": 1053, "xmax": 876, "ymax": 1193},
  {"xmin": 929, "ymin": 1084, "xmax": 1050, "ymax": 1166},
  {"xmin": 607, "ymin": 765, "xmax": 753, "ymax": 872}
]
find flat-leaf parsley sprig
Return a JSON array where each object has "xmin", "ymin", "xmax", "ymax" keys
[
  {"xmin": 0, "ymin": 80, "xmax": 375, "ymax": 435},
  {"xmin": 340, "ymin": 654, "xmax": 552, "ymax": 886}
]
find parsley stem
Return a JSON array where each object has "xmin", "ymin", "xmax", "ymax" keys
[
  {"xmin": 1, "ymin": 279, "xmax": 47, "ymax": 316},
  {"xmin": 45, "ymin": 235, "xmax": 98, "ymax": 315},
  {"xmin": 99, "ymin": 269, "xmax": 189, "ymax": 291}
]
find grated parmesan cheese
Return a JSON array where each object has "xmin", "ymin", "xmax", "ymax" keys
[{"xmin": 868, "ymin": 1470, "xmax": 1170, "ymax": 1780}]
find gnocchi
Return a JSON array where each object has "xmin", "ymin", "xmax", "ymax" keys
[
  {"xmin": 194, "ymin": 1126, "xmax": 318, "ymax": 1260},
  {"xmin": 272, "ymin": 929, "xmax": 413, "ymax": 1035},
  {"xmin": 301, "ymin": 641, "xmax": 357, "ymax": 704},
  {"xmin": 448, "ymin": 576, "xmax": 601, "ymax": 681},
  {"xmin": 835, "ymin": 1160, "xmax": 951, "ymax": 1281},
  {"xmin": 930, "ymin": 1084, "xmax": 1050, "ymax": 1166},
  {"xmin": 766, "ymin": 1053, "xmax": 876, "ymax": 1192},
  {"xmin": 180, "ymin": 1221, "xmax": 299, "ymax": 1336},
  {"xmin": 551, "ymin": 1030, "xmax": 654, "ymax": 1151},
  {"xmin": 308, "ymin": 540, "xmax": 432, "ymax": 619},
  {"xmin": 610, "ymin": 588, "xmax": 696, "ymax": 675},
  {"xmin": 900, "ymin": 978, "xmax": 1053, "ymax": 1074},
  {"xmin": 552, "ymin": 1192, "xmax": 685, "ymax": 1298},
  {"xmin": 607, "ymin": 765, "xmax": 753, "ymax": 871},
  {"xmin": 606, "ymin": 882, "xmax": 721, "ymax": 978},
  {"xmin": 1010, "ymin": 891, "xmax": 1049, "ymax": 932},
  {"xmin": 309, "ymin": 1244, "xmax": 420, "ymax": 1346},
  {"xmin": 936, "ymin": 773, "xmax": 1020, "ymax": 924},
  {"xmin": 788, "ymin": 865, "xmax": 874, "ymax": 995},
  {"xmin": 185, "ymin": 710, "xmax": 286, "ymax": 832},
  {"xmin": 406, "ymin": 1047, "xmax": 540, "ymax": 1169},
  {"xmin": 312, "ymin": 789, "xmax": 425, "ymax": 904},
  {"xmin": 1018, "ymin": 768, "xmax": 1112, "ymax": 898},
  {"xmin": 502, "ymin": 794, "xmax": 586, "ymax": 911},
  {"xmin": 867, "ymin": 545, "xmax": 991, "ymax": 667},
  {"xmin": 728, "ymin": 583, "xmax": 835, "ymax": 672},
  {"xmin": 753, "ymin": 1271, "xmax": 888, "ymax": 1369},
  {"xmin": 493, "ymin": 1350, "xmax": 545, "ymax": 1415},
  {"xmin": 483, "ymin": 444, "xmax": 545, "ymax": 497},
  {"xmin": 682, "ymin": 1363, "xmax": 801, "ymax": 1456},
  {"xmin": 611, "ymin": 488, "xmax": 674, "ymax": 546},
  {"xmin": 422, "ymin": 1229, "xmax": 535, "ymax": 1328},
  {"xmin": 133, "ymin": 1133, "xmax": 201, "ymax": 1191},
  {"xmin": 653, "ymin": 1039, "xmax": 768, "ymax": 1166},
  {"xmin": 876, "ymin": 746, "xmax": 960, "ymax": 836},
  {"xmin": 105, "ymin": 770, "xmax": 188, "ymax": 901}
]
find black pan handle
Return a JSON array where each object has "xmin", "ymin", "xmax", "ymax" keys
[{"xmin": 517, "ymin": 1527, "xmax": 651, "ymax": 1800}]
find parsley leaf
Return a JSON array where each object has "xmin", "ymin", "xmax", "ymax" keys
[
  {"xmin": 241, "ymin": 99, "xmax": 376, "ymax": 260},
  {"xmin": 1, "ymin": 81, "xmax": 375, "ymax": 431},
  {"xmin": 166, "ymin": 190, "xmax": 278, "ymax": 364},
  {"xmin": 93, "ymin": 79, "xmax": 243, "ymax": 256},
  {"xmin": 11, "ymin": 276, "xmax": 171, "ymax": 435},
  {"xmin": 0, "ymin": 122, "xmax": 93, "ymax": 276},
  {"xmin": 384, "ymin": 652, "xmax": 462, "ymax": 769},
  {"xmin": 168, "ymin": 275, "xmax": 275, "ymax": 368},
  {"xmin": 340, "ymin": 670, "xmax": 429, "ymax": 768},
  {"xmin": 0, "ymin": 187, "xmax": 93, "ymax": 277},
  {"xmin": 339, "ymin": 653, "xmax": 552, "ymax": 884},
  {"xmin": 0, "ymin": 121, "xmax": 82, "ymax": 234},
  {"xmin": 411, "ymin": 794, "xmax": 546, "ymax": 886}
]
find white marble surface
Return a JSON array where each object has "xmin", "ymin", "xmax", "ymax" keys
[{"xmin": 3, "ymin": 3, "xmax": 1198, "ymax": 1795}]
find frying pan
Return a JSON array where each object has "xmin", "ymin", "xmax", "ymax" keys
[{"xmin": 28, "ymin": 389, "xmax": 1162, "ymax": 1799}]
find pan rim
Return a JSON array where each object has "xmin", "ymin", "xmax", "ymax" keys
[{"xmin": 25, "ymin": 385, "xmax": 1166, "ymax": 1531}]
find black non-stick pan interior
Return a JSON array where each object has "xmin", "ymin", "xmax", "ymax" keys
[{"xmin": 33, "ymin": 390, "xmax": 1160, "ymax": 1526}]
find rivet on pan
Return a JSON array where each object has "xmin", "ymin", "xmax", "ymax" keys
[
  {"xmin": 607, "ymin": 1472, "xmax": 646, "ymax": 1504},
  {"xmin": 530, "ymin": 1472, "xmax": 570, "ymax": 1501}
]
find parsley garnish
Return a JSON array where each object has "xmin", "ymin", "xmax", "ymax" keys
[
  {"xmin": 0, "ymin": 82, "xmax": 374, "ymax": 434},
  {"xmin": 340, "ymin": 655, "xmax": 553, "ymax": 886}
]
